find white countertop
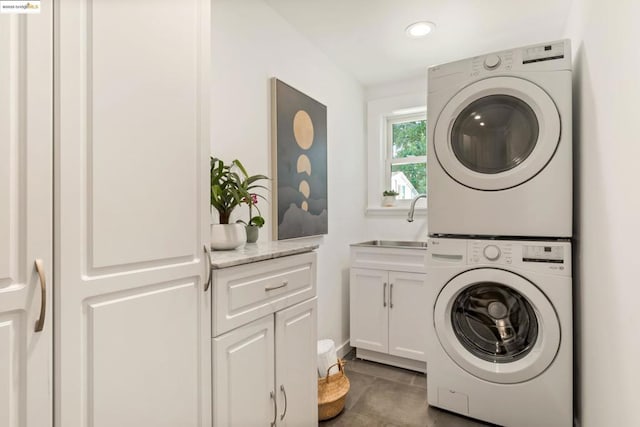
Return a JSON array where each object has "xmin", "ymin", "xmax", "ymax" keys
[{"xmin": 210, "ymin": 240, "xmax": 319, "ymax": 269}]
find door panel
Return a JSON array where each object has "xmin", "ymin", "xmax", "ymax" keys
[
  {"xmin": 0, "ymin": 4, "xmax": 53, "ymax": 427},
  {"xmin": 213, "ymin": 315, "xmax": 275, "ymax": 427},
  {"xmin": 89, "ymin": 0, "xmax": 199, "ymax": 269},
  {"xmin": 0, "ymin": 314, "xmax": 22, "ymax": 427},
  {"xmin": 388, "ymin": 272, "xmax": 428, "ymax": 361},
  {"xmin": 55, "ymin": 0, "xmax": 211, "ymax": 426},
  {"xmin": 276, "ymin": 297, "xmax": 318, "ymax": 426},
  {"xmin": 89, "ymin": 280, "xmax": 200, "ymax": 427},
  {"xmin": 350, "ymin": 268, "xmax": 388, "ymax": 353}
]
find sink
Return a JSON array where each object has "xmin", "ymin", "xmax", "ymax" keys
[{"xmin": 351, "ymin": 240, "xmax": 428, "ymax": 249}]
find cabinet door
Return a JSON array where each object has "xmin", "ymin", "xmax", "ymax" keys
[
  {"xmin": 0, "ymin": 3, "xmax": 53, "ymax": 427},
  {"xmin": 54, "ymin": 1, "xmax": 211, "ymax": 426},
  {"xmin": 213, "ymin": 315, "xmax": 275, "ymax": 427},
  {"xmin": 388, "ymin": 272, "xmax": 428, "ymax": 361},
  {"xmin": 350, "ymin": 268, "xmax": 388, "ymax": 353},
  {"xmin": 275, "ymin": 298, "xmax": 318, "ymax": 426}
]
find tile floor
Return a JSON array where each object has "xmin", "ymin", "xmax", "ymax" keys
[{"xmin": 319, "ymin": 352, "xmax": 495, "ymax": 427}]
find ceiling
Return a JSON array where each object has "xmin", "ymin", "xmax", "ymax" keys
[{"xmin": 264, "ymin": 0, "xmax": 573, "ymax": 86}]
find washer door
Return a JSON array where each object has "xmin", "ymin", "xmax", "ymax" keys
[
  {"xmin": 433, "ymin": 76, "xmax": 560, "ymax": 190},
  {"xmin": 434, "ymin": 268, "xmax": 560, "ymax": 384}
]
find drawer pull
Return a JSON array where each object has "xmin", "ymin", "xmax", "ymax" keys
[{"xmin": 265, "ymin": 280, "xmax": 288, "ymax": 292}]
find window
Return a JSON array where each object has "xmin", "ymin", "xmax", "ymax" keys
[
  {"xmin": 386, "ymin": 114, "xmax": 427, "ymax": 200},
  {"xmin": 366, "ymin": 91, "xmax": 427, "ymax": 215}
]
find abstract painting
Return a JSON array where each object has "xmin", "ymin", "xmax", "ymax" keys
[{"xmin": 271, "ymin": 78, "xmax": 328, "ymax": 240}]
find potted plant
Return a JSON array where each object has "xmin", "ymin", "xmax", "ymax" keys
[
  {"xmin": 382, "ymin": 190, "xmax": 399, "ymax": 207},
  {"xmin": 237, "ymin": 193, "xmax": 266, "ymax": 243},
  {"xmin": 210, "ymin": 157, "xmax": 269, "ymax": 249}
]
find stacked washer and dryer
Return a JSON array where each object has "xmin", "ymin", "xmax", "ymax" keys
[{"xmin": 425, "ymin": 40, "xmax": 573, "ymax": 426}]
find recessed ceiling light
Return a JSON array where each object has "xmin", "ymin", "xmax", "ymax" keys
[
  {"xmin": 474, "ymin": 115, "xmax": 482, "ymax": 120},
  {"xmin": 479, "ymin": 122, "xmax": 485, "ymax": 126},
  {"xmin": 405, "ymin": 21, "xmax": 435, "ymax": 38}
]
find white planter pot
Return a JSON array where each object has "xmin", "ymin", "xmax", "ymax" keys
[
  {"xmin": 210, "ymin": 224, "xmax": 246, "ymax": 250},
  {"xmin": 382, "ymin": 195, "xmax": 397, "ymax": 207}
]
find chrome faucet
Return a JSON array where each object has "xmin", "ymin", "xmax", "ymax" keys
[{"xmin": 407, "ymin": 194, "xmax": 427, "ymax": 222}]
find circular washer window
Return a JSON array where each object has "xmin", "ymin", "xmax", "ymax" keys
[
  {"xmin": 452, "ymin": 282, "xmax": 538, "ymax": 363},
  {"xmin": 451, "ymin": 95, "xmax": 539, "ymax": 174},
  {"xmin": 434, "ymin": 268, "xmax": 561, "ymax": 384}
]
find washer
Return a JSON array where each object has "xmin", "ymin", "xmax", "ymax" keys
[
  {"xmin": 427, "ymin": 39, "xmax": 572, "ymax": 238},
  {"xmin": 426, "ymin": 237, "xmax": 572, "ymax": 427}
]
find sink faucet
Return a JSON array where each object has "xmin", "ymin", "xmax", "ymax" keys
[{"xmin": 407, "ymin": 194, "xmax": 427, "ymax": 222}]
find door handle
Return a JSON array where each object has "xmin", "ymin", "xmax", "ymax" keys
[
  {"xmin": 270, "ymin": 390, "xmax": 277, "ymax": 427},
  {"xmin": 280, "ymin": 384, "xmax": 288, "ymax": 420},
  {"xmin": 390, "ymin": 283, "xmax": 394, "ymax": 309},
  {"xmin": 34, "ymin": 259, "xmax": 46, "ymax": 332},
  {"xmin": 203, "ymin": 245, "xmax": 212, "ymax": 292},
  {"xmin": 383, "ymin": 282, "xmax": 387, "ymax": 307}
]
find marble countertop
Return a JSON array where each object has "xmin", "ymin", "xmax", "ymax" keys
[{"xmin": 209, "ymin": 240, "xmax": 319, "ymax": 269}]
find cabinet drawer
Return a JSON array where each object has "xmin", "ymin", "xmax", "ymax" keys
[{"xmin": 212, "ymin": 252, "xmax": 317, "ymax": 336}]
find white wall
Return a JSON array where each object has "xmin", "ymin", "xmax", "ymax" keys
[
  {"xmin": 363, "ymin": 77, "xmax": 430, "ymax": 241},
  {"xmin": 564, "ymin": 1, "xmax": 640, "ymax": 425},
  {"xmin": 212, "ymin": 0, "xmax": 367, "ymax": 351}
]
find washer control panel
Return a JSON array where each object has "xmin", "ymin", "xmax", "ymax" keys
[
  {"xmin": 469, "ymin": 241, "xmax": 513, "ymax": 265},
  {"xmin": 522, "ymin": 244, "xmax": 564, "ymax": 264},
  {"xmin": 467, "ymin": 240, "xmax": 567, "ymax": 269}
]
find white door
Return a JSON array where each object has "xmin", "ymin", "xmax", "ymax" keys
[
  {"xmin": 213, "ymin": 315, "xmax": 275, "ymax": 427},
  {"xmin": 433, "ymin": 76, "xmax": 560, "ymax": 190},
  {"xmin": 350, "ymin": 268, "xmax": 388, "ymax": 353},
  {"xmin": 0, "ymin": 4, "xmax": 53, "ymax": 427},
  {"xmin": 388, "ymin": 272, "xmax": 427, "ymax": 362},
  {"xmin": 54, "ymin": 1, "xmax": 211, "ymax": 426},
  {"xmin": 276, "ymin": 297, "xmax": 318, "ymax": 426}
]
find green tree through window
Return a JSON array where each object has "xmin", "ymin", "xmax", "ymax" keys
[{"xmin": 389, "ymin": 118, "xmax": 427, "ymax": 198}]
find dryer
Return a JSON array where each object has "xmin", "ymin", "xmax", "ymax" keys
[
  {"xmin": 425, "ymin": 237, "xmax": 572, "ymax": 426},
  {"xmin": 427, "ymin": 39, "xmax": 572, "ymax": 238}
]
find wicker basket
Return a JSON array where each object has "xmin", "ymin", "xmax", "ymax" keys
[{"xmin": 318, "ymin": 359, "xmax": 350, "ymax": 421}]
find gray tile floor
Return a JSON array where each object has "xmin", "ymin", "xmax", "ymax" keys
[{"xmin": 319, "ymin": 352, "xmax": 495, "ymax": 427}]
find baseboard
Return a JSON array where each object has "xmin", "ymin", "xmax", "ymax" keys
[
  {"xmin": 355, "ymin": 348, "xmax": 426, "ymax": 373},
  {"xmin": 335, "ymin": 339, "xmax": 352, "ymax": 359}
]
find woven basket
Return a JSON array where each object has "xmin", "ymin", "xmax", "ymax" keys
[{"xmin": 318, "ymin": 359, "xmax": 350, "ymax": 421}]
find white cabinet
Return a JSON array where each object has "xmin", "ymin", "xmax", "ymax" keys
[
  {"xmin": 1, "ymin": 1, "xmax": 212, "ymax": 425},
  {"xmin": 212, "ymin": 253, "xmax": 318, "ymax": 427},
  {"xmin": 350, "ymin": 246, "xmax": 428, "ymax": 372},
  {"xmin": 54, "ymin": 1, "xmax": 212, "ymax": 425},
  {"xmin": 0, "ymin": 3, "xmax": 53, "ymax": 426}
]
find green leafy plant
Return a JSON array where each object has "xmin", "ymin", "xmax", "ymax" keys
[
  {"xmin": 210, "ymin": 157, "xmax": 269, "ymax": 224},
  {"xmin": 383, "ymin": 190, "xmax": 399, "ymax": 196}
]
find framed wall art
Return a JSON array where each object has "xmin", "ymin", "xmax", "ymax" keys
[{"xmin": 271, "ymin": 78, "xmax": 328, "ymax": 240}]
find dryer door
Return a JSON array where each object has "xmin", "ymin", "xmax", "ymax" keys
[
  {"xmin": 433, "ymin": 76, "xmax": 560, "ymax": 190},
  {"xmin": 434, "ymin": 268, "xmax": 560, "ymax": 384}
]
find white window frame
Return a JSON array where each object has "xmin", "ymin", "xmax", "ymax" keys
[
  {"xmin": 385, "ymin": 113, "xmax": 427, "ymax": 201},
  {"xmin": 366, "ymin": 93, "xmax": 427, "ymax": 216}
]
